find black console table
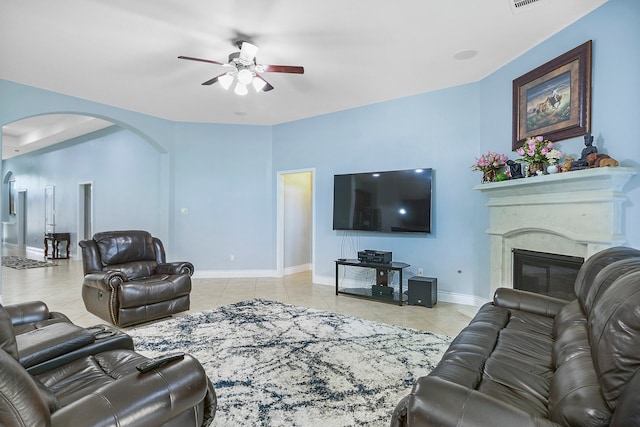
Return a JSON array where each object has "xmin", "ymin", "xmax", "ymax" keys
[
  {"xmin": 44, "ymin": 232, "xmax": 71, "ymax": 259},
  {"xmin": 335, "ymin": 259, "xmax": 410, "ymax": 306}
]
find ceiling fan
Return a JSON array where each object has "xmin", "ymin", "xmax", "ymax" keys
[{"xmin": 178, "ymin": 41, "xmax": 304, "ymax": 95}]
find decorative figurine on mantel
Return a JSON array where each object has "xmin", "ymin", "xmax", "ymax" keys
[
  {"xmin": 571, "ymin": 132, "xmax": 598, "ymax": 170},
  {"xmin": 506, "ymin": 160, "xmax": 524, "ymax": 179},
  {"xmin": 587, "ymin": 153, "xmax": 619, "ymax": 168}
]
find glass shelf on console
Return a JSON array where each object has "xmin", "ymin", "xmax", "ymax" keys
[{"xmin": 334, "ymin": 259, "xmax": 410, "ymax": 306}]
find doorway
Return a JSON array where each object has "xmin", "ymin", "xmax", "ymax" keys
[
  {"xmin": 277, "ymin": 170, "xmax": 314, "ymax": 277},
  {"xmin": 78, "ymin": 182, "xmax": 93, "ymax": 242}
]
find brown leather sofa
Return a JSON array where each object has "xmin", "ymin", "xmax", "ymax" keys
[
  {"xmin": 0, "ymin": 301, "xmax": 217, "ymax": 427},
  {"xmin": 79, "ymin": 230, "xmax": 194, "ymax": 327},
  {"xmin": 392, "ymin": 246, "xmax": 640, "ymax": 427}
]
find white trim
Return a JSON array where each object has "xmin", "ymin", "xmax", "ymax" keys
[
  {"xmin": 193, "ymin": 269, "xmax": 279, "ymax": 279},
  {"xmin": 276, "ymin": 168, "xmax": 316, "ymax": 278},
  {"xmin": 284, "ymin": 263, "xmax": 312, "ymax": 276}
]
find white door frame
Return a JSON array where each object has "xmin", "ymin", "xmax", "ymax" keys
[{"xmin": 276, "ymin": 168, "xmax": 315, "ymax": 278}]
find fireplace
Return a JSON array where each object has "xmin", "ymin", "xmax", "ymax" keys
[
  {"xmin": 512, "ymin": 249, "xmax": 583, "ymax": 300},
  {"xmin": 474, "ymin": 167, "xmax": 636, "ymax": 298}
]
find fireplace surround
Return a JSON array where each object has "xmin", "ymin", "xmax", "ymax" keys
[{"xmin": 475, "ymin": 167, "xmax": 636, "ymax": 298}]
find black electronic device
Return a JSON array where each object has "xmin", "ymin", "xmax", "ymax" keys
[
  {"xmin": 333, "ymin": 168, "xmax": 432, "ymax": 233},
  {"xmin": 136, "ymin": 352, "xmax": 185, "ymax": 373},
  {"xmin": 408, "ymin": 276, "xmax": 437, "ymax": 308},
  {"xmin": 371, "ymin": 285, "xmax": 394, "ymax": 298},
  {"xmin": 358, "ymin": 249, "xmax": 392, "ymax": 264}
]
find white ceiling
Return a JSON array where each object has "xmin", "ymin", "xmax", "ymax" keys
[{"xmin": 1, "ymin": 0, "xmax": 607, "ymax": 158}]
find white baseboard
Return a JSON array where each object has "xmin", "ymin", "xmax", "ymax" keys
[
  {"xmin": 284, "ymin": 263, "xmax": 311, "ymax": 275},
  {"xmin": 193, "ymin": 269, "xmax": 279, "ymax": 279}
]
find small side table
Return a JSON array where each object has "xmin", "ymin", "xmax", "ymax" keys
[{"xmin": 44, "ymin": 232, "xmax": 71, "ymax": 259}]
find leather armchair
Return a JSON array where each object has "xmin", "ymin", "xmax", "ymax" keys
[
  {"xmin": 0, "ymin": 341, "xmax": 217, "ymax": 427},
  {"xmin": 0, "ymin": 302, "xmax": 217, "ymax": 426},
  {"xmin": 79, "ymin": 230, "xmax": 194, "ymax": 327}
]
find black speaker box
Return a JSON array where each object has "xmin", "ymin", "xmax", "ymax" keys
[{"xmin": 408, "ymin": 276, "xmax": 437, "ymax": 308}]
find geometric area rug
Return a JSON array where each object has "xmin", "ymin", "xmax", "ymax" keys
[
  {"xmin": 2, "ymin": 255, "xmax": 56, "ymax": 269},
  {"xmin": 127, "ymin": 299, "xmax": 452, "ymax": 427}
]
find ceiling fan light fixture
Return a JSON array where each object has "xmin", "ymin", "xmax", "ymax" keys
[
  {"xmin": 252, "ymin": 77, "xmax": 267, "ymax": 92},
  {"xmin": 234, "ymin": 82, "xmax": 249, "ymax": 96},
  {"xmin": 218, "ymin": 73, "xmax": 233, "ymax": 90},
  {"xmin": 237, "ymin": 68, "xmax": 254, "ymax": 85},
  {"xmin": 239, "ymin": 42, "xmax": 259, "ymax": 62}
]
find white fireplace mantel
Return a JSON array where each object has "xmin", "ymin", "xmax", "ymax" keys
[{"xmin": 474, "ymin": 167, "xmax": 636, "ymax": 298}]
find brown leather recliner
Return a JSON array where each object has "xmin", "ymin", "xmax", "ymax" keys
[
  {"xmin": 79, "ymin": 230, "xmax": 194, "ymax": 327},
  {"xmin": 0, "ymin": 302, "xmax": 217, "ymax": 427}
]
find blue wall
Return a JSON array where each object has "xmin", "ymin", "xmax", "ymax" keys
[
  {"xmin": 1, "ymin": 0, "xmax": 637, "ymax": 302},
  {"xmin": 3, "ymin": 127, "xmax": 164, "ymax": 245}
]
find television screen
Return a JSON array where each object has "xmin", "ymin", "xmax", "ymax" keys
[{"xmin": 333, "ymin": 168, "xmax": 432, "ymax": 233}]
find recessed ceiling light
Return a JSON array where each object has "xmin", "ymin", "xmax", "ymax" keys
[{"xmin": 453, "ymin": 49, "xmax": 478, "ymax": 60}]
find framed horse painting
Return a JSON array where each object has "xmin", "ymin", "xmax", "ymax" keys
[{"xmin": 512, "ymin": 40, "xmax": 592, "ymax": 150}]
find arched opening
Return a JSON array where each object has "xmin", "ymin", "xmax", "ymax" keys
[{"xmin": 1, "ymin": 112, "xmax": 168, "ymax": 255}]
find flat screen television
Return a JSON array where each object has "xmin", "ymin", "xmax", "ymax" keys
[{"xmin": 333, "ymin": 168, "xmax": 432, "ymax": 233}]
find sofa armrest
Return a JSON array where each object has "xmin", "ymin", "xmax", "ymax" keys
[
  {"xmin": 51, "ymin": 354, "xmax": 209, "ymax": 427},
  {"xmin": 403, "ymin": 376, "xmax": 561, "ymax": 427},
  {"xmin": 16, "ymin": 322, "xmax": 96, "ymax": 368},
  {"xmin": 3, "ymin": 301, "xmax": 72, "ymax": 326},
  {"xmin": 83, "ymin": 271, "xmax": 128, "ymax": 291},
  {"xmin": 493, "ymin": 287, "xmax": 568, "ymax": 318},
  {"xmin": 156, "ymin": 261, "xmax": 194, "ymax": 277}
]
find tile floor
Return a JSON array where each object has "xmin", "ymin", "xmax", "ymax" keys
[{"xmin": 1, "ymin": 245, "xmax": 477, "ymax": 337}]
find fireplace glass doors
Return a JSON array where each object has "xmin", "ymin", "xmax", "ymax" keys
[{"xmin": 512, "ymin": 249, "xmax": 584, "ymax": 301}]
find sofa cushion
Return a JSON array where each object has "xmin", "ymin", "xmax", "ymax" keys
[
  {"xmin": 582, "ymin": 257, "xmax": 640, "ymax": 318},
  {"xmin": 574, "ymin": 247, "xmax": 640, "ymax": 316},
  {"xmin": 107, "ymin": 260, "xmax": 158, "ymax": 280},
  {"xmin": 16, "ymin": 322, "xmax": 96, "ymax": 368},
  {"xmin": 589, "ymin": 270, "xmax": 640, "ymax": 409},
  {"xmin": 548, "ymin": 353, "xmax": 611, "ymax": 427},
  {"xmin": 553, "ymin": 299, "xmax": 585, "ymax": 339},
  {"xmin": 0, "ymin": 349, "xmax": 50, "ymax": 427},
  {"xmin": 93, "ymin": 230, "xmax": 156, "ymax": 266},
  {"xmin": 36, "ymin": 349, "xmax": 147, "ymax": 407},
  {"xmin": 0, "ymin": 305, "xmax": 19, "ymax": 360},
  {"xmin": 118, "ymin": 274, "xmax": 192, "ymax": 308}
]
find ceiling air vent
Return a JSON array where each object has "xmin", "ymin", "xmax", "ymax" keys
[{"xmin": 509, "ymin": 0, "xmax": 545, "ymax": 14}]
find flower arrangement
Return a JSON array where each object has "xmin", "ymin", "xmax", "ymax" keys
[
  {"xmin": 471, "ymin": 151, "xmax": 508, "ymax": 172},
  {"xmin": 545, "ymin": 148, "xmax": 563, "ymax": 165},
  {"xmin": 515, "ymin": 136, "xmax": 554, "ymax": 164}
]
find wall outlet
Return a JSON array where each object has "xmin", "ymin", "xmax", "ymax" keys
[
  {"xmin": 230, "ymin": 254, "xmax": 235, "ymax": 261},
  {"xmin": 418, "ymin": 268, "xmax": 424, "ymax": 276}
]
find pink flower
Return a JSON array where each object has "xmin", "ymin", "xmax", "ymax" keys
[
  {"xmin": 535, "ymin": 136, "xmax": 544, "ymax": 142},
  {"xmin": 517, "ymin": 148, "xmax": 525, "ymax": 156}
]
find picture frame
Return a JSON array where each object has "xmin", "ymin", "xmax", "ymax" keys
[{"xmin": 512, "ymin": 40, "xmax": 592, "ymax": 150}]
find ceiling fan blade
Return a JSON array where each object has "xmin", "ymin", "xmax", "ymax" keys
[
  {"xmin": 201, "ymin": 73, "xmax": 228, "ymax": 85},
  {"xmin": 262, "ymin": 65, "xmax": 304, "ymax": 74},
  {"xmin": 255, "ymin": 74, "xmax": 274, "ymax": 92},
  {"xmin": 239, "ymin": 42, "xmax": 259, "ymax": 62},
  {"xmin": 178, "ymin": 56, "xmax": 226, "ymax": 66}
]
